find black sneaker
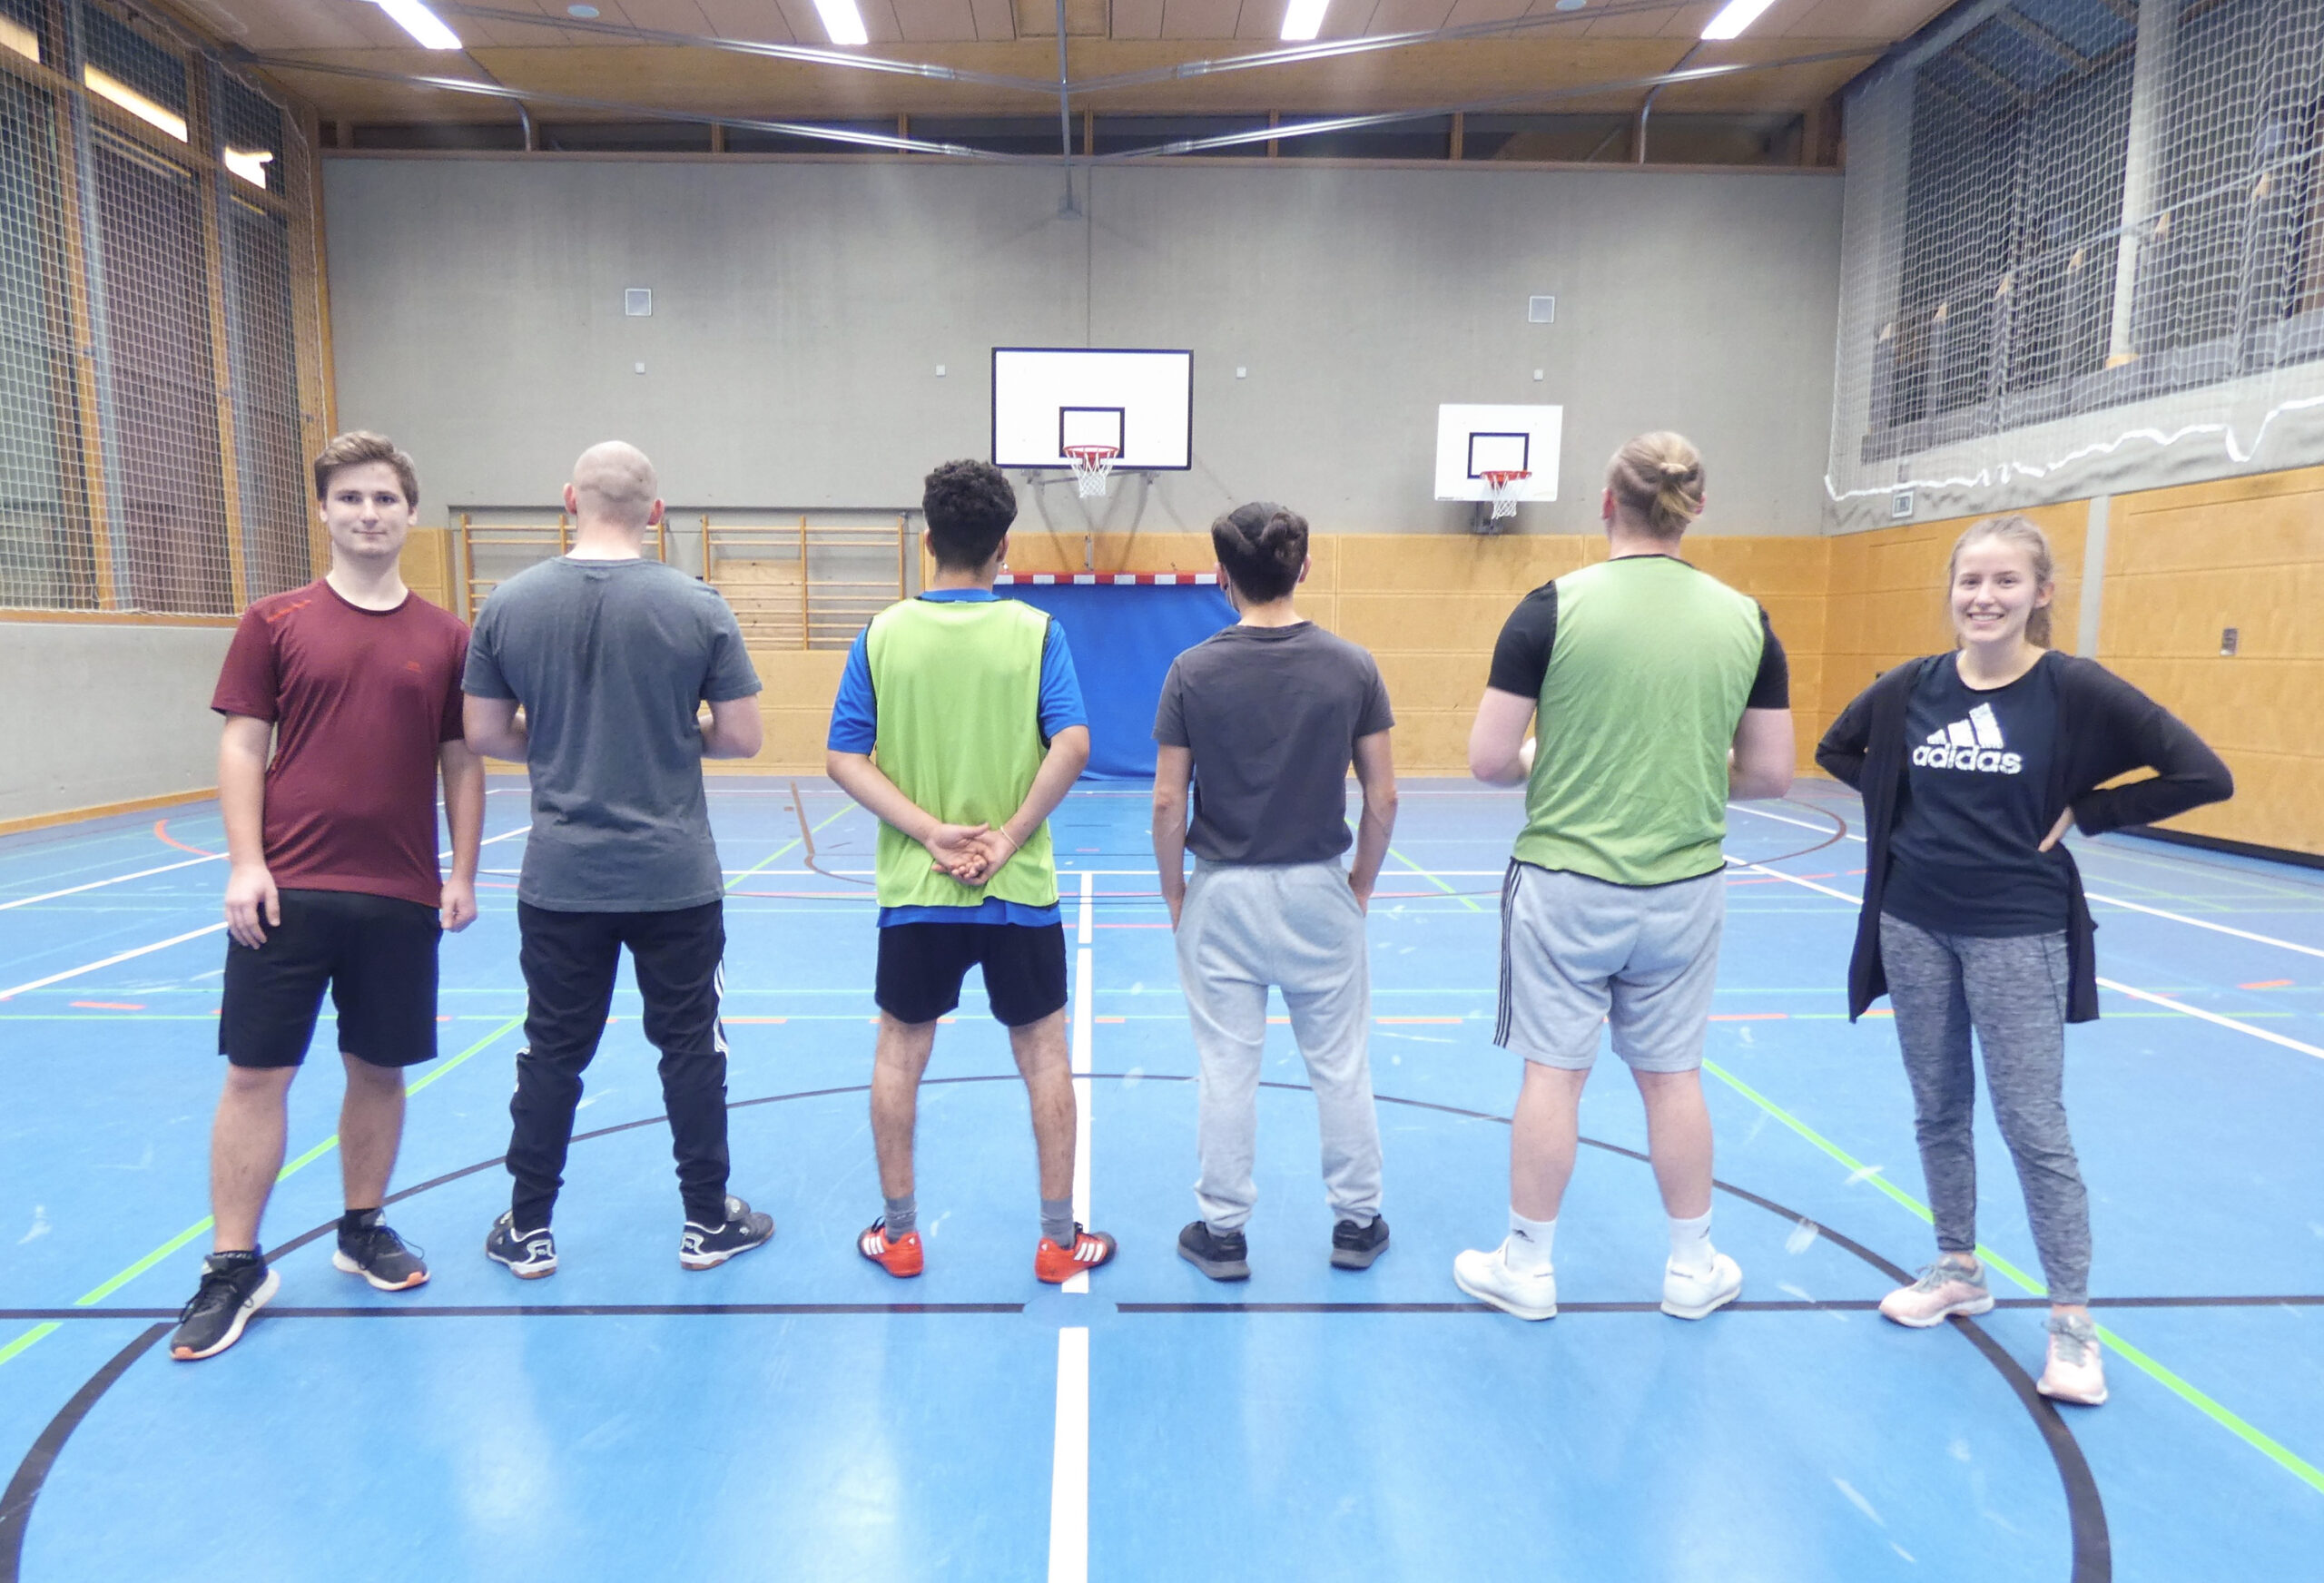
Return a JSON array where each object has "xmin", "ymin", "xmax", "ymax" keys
[
  {"xmin": 1331, "ymin": 1214, "xmax": 1390, "ymax": 1270},
  {"xmin": 680, "ymin": 1195, "xmax": 774, "ymax": 1270},
  {"xmin": 484, "ymin": 1212, "xmax": 557, "ymax": 1279},
  {"xmin": 1177, "ymin": 1220, "xmax": 1250, "ymax": 1282},
  {"xmin": 170, "ymin": 1252, "xmax": 280, "ymax": 1362},
  {"xmin": 332, "ymin": 1210, "xmax": 429, "ymax": 1292}
]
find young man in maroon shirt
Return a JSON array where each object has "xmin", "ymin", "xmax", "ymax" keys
[{"xmin": 170, "ymin": 432, "xmax": 485, "ymax": 1362}]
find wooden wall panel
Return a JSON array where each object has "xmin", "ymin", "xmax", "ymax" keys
[
  {"xmin": 2100, "ymin": 466, "xmax": 2324, "ymax": 856},
  {"xmin": 399, "ymin": 527, "xmax": 455, "ymax": 613},
  {"xmin": 731, "ymin": 649, "xmax": 850, "ymax": 775}
]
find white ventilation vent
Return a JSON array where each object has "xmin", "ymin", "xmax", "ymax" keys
[
  {"xmin": 624, "ymin": 288, "xmax": 652, "ymax": 317},
  {"xmin": 1890, "ymin": 487, "xmax": 1915, "ymax": 519},
  {"xmin": 1527, "ymin": 295, "xmax": 1555, "ymax": 324}
]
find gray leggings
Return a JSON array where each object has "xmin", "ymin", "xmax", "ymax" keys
[{"xmin": 1878, "ymin": 913, "xmax": 2091, "ymax": 1306}]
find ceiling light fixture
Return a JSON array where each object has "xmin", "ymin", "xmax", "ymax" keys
[
  {"xmin": 1280, "ymin": 0, "xmax": 1328, "ymax": 42},
  {"xmin": 372, "ymin": 0, "xmax": 463, "ymax": 50},
  {"xmin": 1699, "ymin": 0, "xmax": 1777, "ymax": 40},
  {"xmin": 812, "ymin": 0, "xmax": 869, "ymax": 46},
  {"xmin": 566, "ymin": 4, "xmax": 598, "ymax": 15}
]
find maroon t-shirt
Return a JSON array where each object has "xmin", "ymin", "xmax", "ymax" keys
[{"xmin": 212, "ymin": 579, "xmax": 469, "ymax": 909}]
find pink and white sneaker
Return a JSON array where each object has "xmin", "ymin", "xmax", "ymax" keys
[
  {"xmin": 1878, "ymin": 1256, "xmax": 1994, "ymax": 1328},
  {"xmin": 2038, "ymin": 1314, "xmax": 2108, "ymax": 1405}
]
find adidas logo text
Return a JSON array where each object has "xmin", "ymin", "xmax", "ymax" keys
[{"xmin": 1910, "ymin": 703, "xmax": 2024, "ymax": 775}]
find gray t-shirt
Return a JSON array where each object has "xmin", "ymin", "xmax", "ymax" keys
[
  {"xmin": 1154, "ymin": 622, "xmax": 1394, "ymax": 866},
  {"xmin": 464, "ymin": 556, "xmax": 761, "ymax": 911}
]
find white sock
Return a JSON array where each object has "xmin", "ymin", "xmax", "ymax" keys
[
  {"xmin": 1669, "ymin": 1210, "xmax": 1715, "ymax": 1275},
  {"xmin": 1506, "ymin": 1210, "xmax": 1556, "ymax": 1273}
]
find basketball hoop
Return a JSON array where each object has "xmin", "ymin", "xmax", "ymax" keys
[
  {"xmin": 1064, "ymin": 444, "xmax": 1119, "ymax": 499},
  {"xmin": 1481, "ymin": 469, "xmax": 1530, "ymax": 521}
]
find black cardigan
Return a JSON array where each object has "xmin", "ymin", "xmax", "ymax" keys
[{"xmin": 1815, "ymin": 652, "xmax": 2233, "ymax": 1024}]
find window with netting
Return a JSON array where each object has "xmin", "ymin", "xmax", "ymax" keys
[{"xmin": 0, "ymin": 0, "xmax": 327, "ymax": 616}]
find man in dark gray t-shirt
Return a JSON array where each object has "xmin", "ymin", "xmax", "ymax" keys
[
  {"xmin": 1151, "ymin": 501, "xmax": 1399, "ymax": 1283},
  {"xmin": 463, "ymin": 440, "xmax": 775, "ymax": 1279}
]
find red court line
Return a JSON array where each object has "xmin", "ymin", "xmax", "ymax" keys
[
  {"xmin": 69, "ymin": 1001, "xmax": 144, "ymax": 1011},
  {"xmin": 2241, "ymin": 979, "xmax": 2295, "ymax": 989},
  {"xmin": 151, "ymin": 820, "xmax": 217, "ymax": 858}
]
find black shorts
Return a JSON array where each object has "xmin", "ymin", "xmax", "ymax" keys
[
  {"xmin": 219, "ymin": 888, "xmax": 441, "ymax": 1069},
  {"xmin": 875, "ymin": 921, "xmax": 1068, "ymax": 1027}
]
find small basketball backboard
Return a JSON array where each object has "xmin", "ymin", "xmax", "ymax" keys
[
  {"xmin": 1434, "ymin": 404, "xmax": 1561, "ymax": 504},
  {"xmin": 993, "ymin": 349, "xmax": 1194, "ymax": 472}
]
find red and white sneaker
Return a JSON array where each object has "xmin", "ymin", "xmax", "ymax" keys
[
  {"xmin": 858, "ymin": 1219, "xmax": 923, "ymax": 1278},
  {"xmin": 1035, "ymin": 1224, "xmax": 1116, "ymax": 1284}
]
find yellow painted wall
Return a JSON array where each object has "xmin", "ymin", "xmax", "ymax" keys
[{"xmin": 2097, "ymin": 466, "xmax": 2324, "ymax": 857}]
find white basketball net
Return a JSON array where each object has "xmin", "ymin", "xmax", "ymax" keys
[
  {"xmin": 1482, "ymin": 469, "xmax": 1529, "ymax": 521},
  {"xmin": 1065, "ymin": 445, "xmax": 1118, "ymax": 499}
]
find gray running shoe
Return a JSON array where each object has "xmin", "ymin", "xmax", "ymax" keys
[{"xmin": 1878, "ymin": 1257, "xmax": 1994, "ymax": 1328}]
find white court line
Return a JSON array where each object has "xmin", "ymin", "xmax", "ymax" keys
[
  {"xmin": 1727, "ymin": 801, "xmax": 2324, "ymax": 963},
  {"xmin": 1065, "ymin": 871, "xmax": 1095, "ymax": 1295},
  {"xmin": 0, "ymin": 853, "xmax": 222, "ymax": 911},
  {"xmin": 1733, "ymin": 861, "xmax": 2324, "ymax": 1065},
  {"xmin": 0, "ymin": 826, "xmax": 533, "ymax": 998},
  {"xmin": 0, "ymin": 823, "xmax": 528, "ymax": 915},
  {"xmin": 1046, "ymin": 1325, "xmax": 1090, "ymax": 1583},
  {"xmin": 0, "ymin": 924, "xmax": 228, "ymax": 1000}
]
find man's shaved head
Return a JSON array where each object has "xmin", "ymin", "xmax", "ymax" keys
[{"xmin": 570, "ymin": 441, "xmax": 659, "ymax": 529}]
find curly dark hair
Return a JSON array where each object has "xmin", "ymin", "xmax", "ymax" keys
[
  {"xmin": 1210, "ymin": 501, "xmax": 1307, "ymax": 604},
  {"xmin": 921, "ymin": 459, "xmax": 1019, "ymax": 570}
]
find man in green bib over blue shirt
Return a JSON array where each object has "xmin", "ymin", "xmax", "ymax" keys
[
  {"xmin": 1453, "ymin": 432, "xmax": 1795, "ymax": 1325},
  {"xmin": 826, "ymin": 459, "xmax": 1118, "ymax": 1286}
]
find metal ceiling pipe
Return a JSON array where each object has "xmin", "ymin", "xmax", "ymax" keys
[{"xmin": 1635, "ymin": 40, "xmax": 1704, "ymax": 164}]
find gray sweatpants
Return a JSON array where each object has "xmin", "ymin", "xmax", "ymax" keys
[
  {"xmin": 1177, "ymin": 860, "xmax": 1384, "ymax": 1232},
  {"xmin": 1878, "ymin": 913, "xmax": 2091, "ymax": 1305}
]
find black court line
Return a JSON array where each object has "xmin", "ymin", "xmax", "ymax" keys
[
  {"xmin": 8, "ymin": 1293, "xmax": 2319, "ymax": 1323},
  {"xmin": 2, "ymin": 1074, "xmax": 2109, "ymax": 1583}
]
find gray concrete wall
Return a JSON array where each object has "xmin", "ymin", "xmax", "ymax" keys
[
  {"xmin": 323, "ymin": 155, "xmax": 1842, "ymax": 536},
  {"xmin": 0, "ymin": 622, "xmax": 230, "ymax": 821}
]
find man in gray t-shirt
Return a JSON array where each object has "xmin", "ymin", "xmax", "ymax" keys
[
  {"xmin": 1151, "ymin": 501, "xmax": 1400, "ymax": 1283},
  {"xmin": 463, "ymin": 441, "xmax": 775, "ymax": 1278}
]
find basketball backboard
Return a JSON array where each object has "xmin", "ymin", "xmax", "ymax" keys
[
  {"xmin": 1433, "ymin": 404, "xmax": 1562, "ymax": 503},
  {"xmin": 993, "ymin": 349, "xmax": 1194, "ymax": 472}
]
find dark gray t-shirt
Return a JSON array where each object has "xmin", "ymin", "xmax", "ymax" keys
[
  {"xmin": 464, "ymin": 556, "xmax": 761, "ymax": 911},
  {"xmin": 1154, "ymin": 622, "xmax": 1394, "ymax": 866}
]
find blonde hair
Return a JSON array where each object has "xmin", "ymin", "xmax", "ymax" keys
[
  {"xmin": 1948, "ymin": 514, "xmax": 2055, "ymax": 648},
  {"xmin": 1605, "ymin": 431, "xmax": 1706, "ymax": 538}
]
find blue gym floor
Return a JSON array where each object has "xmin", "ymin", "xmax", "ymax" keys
[{"xmin": 0, "ymin": 776, "xmax": 2319, "ymax": 1582}]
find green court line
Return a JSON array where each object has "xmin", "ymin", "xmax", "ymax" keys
[
  {"xmin": 1387, "ymin": 845, "xmax": 1485, "ymax": 913},
  {"xmin": 724, "ymin": 801, "xmax": 855, "ymax": 893},
  {"xmin": 0, "ymin": 1013, "xmax": 527, "ymax": 1370},
  {"xmin": 1701, "ymin": 1057, "xmax": 2324, "ymax": 1497}
]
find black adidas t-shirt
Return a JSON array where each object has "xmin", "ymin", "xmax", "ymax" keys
[{"xmin": 1882, "ymin": 652, "xmax": 2072, "ymax": 938}]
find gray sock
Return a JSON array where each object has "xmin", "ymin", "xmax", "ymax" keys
[
  {"xmin": 1041, "ymin": 1196, "xmax": 1075, "ymax": 1245},
  {"xmin": 883, "ymin": 1194, "xmax": 917, "ymax": 1238}
]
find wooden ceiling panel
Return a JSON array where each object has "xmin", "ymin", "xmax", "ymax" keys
[
  {"xmin": 694, "ymin": 0, "xmax": 803, "ymax": 39},
  {"xmin": 1158, "ymin": 0, "xmax": 1241, "ymax": 40},
  {"xmin": 246, "ymin": 0, "xmax": 1935, "ymax": 133},
  {"xmin": 1110, "ymin": 0, "xmax": 1166, "ymax": 39},
  {"xmin": 1232, "ymin": 0, "xmax": 1277, "ymax": 40},
  {"xmin": 891, "ymin": 0, "xmax": 985, "ymax": 41}
]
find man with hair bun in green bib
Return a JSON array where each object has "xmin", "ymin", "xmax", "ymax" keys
[
  {"xmin": 826, "ymin": 458, "xmax": 1118, "ymax": 1285},
  {"xmin": 1453, "ymin": 431, "xmax": 1795, "ymax": 1324}
]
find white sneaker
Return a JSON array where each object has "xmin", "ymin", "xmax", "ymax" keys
[
  {"xmin": 1452, "ymin": 1238, "xmax": 1558, "ymax": 1321},
  {"xmin": 2037, "ymin": 1314, "xmax": 2108, "ymax": 1406},
  {"xmin": 1661, "ymin": 1253, "xmax": 1743, "ymax": 1319}
]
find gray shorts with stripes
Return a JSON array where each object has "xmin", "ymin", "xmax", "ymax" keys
[{"xmin": 1494, "ymin": 861, "xmax": 1727, "ymax": 1074}]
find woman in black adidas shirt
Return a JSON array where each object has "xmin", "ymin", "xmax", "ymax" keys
[{"xmin": 1818, "ymin": 515, "xmax": 2230, "ymax": 1408}]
